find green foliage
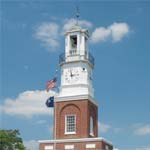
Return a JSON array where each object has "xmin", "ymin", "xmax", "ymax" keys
[{"xmin": 0, "ymin": 129, "xmax": 26, "ymax": 150}]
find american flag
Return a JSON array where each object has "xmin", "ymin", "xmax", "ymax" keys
[{"xmin": 46, "ymin": 77, "xmax": 57, "ymax": 92}]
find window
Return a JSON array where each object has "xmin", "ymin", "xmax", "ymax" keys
[
  {"xmin": 86, "ymin": 144, "xmax": 96, "ymax": 149},
  {"xmin": 90, "ymin": 117, "xmax": 94, "ymax": 136},
  {"xmin": 44, "ymin": 145, "xmax": 53, "ymax": 150},
  {"xmin": 105, "ymin": 145, "xmax": 109, "ymax": 150},
  {"xmin": 65, "ymin": 145, "xmax": 74, "ymax": 150},
  {"xmin": 85, "ymin": 36, "xmax": 88, "ymax": 50},
  {"xmin": 70, "ymin": 35, "xmax": 77, "ymax": 55},
  {"xmin": 65, "ymin": 115, "xmax": 76, "ymax": 134},
  {"xmin": 70, "ymin": 35, "xmax": 77, "ymax": 49}
]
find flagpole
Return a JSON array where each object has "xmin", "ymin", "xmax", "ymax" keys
[
  {"xmin": 54, "ymin": 93, "xmax": 57, "ymax": 150},
  {"xmin": 54, "ymin": 86, "xmax": 59, "ymax": 150},
  {"xmin": 53, "ymin": 69, "xmax": 58, "ymax": 150},
  {"xmin": 46, "ymin": 69, "xmax": 59, "ymax": 150},
  {"xmin": 54, "ymin": 100, "xmax": 56, "ymax": 150}
]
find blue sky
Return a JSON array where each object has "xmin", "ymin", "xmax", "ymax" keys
[{"xmin": 1, "ymin": 1, "xmax": 150, "ymax": 150}]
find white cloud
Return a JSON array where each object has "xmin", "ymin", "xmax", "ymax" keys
[
  {"xmin": 91, "ymin": 22, "xmax": 130, "ymax": 43},
  {"xmin": 0, "ymin": 90, "xmax": 56, "ymax": 118},
  {"xmin": 98, "ymin": 122, "xmax": 111, "ymax": 133},
  {"xmin": 63, "ymin": 18, "xmax": 93, "ymax": 32},
  {"xmin": 24, "ymin": 140, "xmax": 39, "ymax": 150},
  {"xmin": 135, "ymin": 124, "xmax": 150, "ymax": 136},
  {"xmin": 34, "ymin": 20, "xmax": 130, "ymax": 52},
  {"xmin": 34, "ymin": 22, "xmax": 60, "ymax": 51},
  {"xmin": 34, "ymin": 18, "xmax": 92, "ymax": 52},
  {"xmin": 110, "ymin": 22, "xmax": 130, "ymax": 42},
  {"xmin": 91, "ymin": 27, "xmax": 111, "ymax": 43}
]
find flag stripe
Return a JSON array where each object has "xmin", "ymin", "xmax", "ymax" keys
[{"xmin": 46, "ymin": 77, "xmax": 57, "ymax": 92}]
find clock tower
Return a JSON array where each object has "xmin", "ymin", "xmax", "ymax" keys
[
  {"xmin": 39, "ymin": 23, "xmax": 113, "ymax": 150},
  {"xmin": 55, "ymin": 24, "xmax": 97, "ymax": 139},
  {"xmin": 59, "ymin": 25, "xmax": 94, "ymax": 98}
]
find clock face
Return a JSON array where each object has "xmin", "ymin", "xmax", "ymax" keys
[{"xmin": 64, "ymin": 68, "xmax": 80, "ymax": 84}]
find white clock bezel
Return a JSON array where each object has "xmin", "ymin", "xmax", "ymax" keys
[{"xmin": 64, "ymin": 68, "xmax": 80, "ymax": 84}]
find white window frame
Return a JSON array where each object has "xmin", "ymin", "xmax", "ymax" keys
[
  {"xmin": 65, "ymin": 114, "xmax": 76, "ymax": 134},
  {"xmin": 105, "ymin": 145, "xmax": 109, "ymax": 150},
  {"xmin": 90, "ymin": 116, "xmax": 94, "ymax": 136},
  {"xmin": 44, "ymin": 145, "xmax": 53, "ymax": 150},
  {"xmin": 65, "ymin": 145, "xmax": 74, "ymax": 150},
  {"xmin": 86, "ymin": 144, "xmax": 96, "ymax": 149}
]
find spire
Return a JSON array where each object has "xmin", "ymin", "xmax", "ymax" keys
[{"xmin": 75, "ymin": 6, "xmax": 80, "ymax": 25}]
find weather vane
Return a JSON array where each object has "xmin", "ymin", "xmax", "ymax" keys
[{"xmin": 75, "ymin": 6, "xmax": 80, "ymax": 25}]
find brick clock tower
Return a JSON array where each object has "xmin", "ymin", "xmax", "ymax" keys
[{"xmin": 39, "ymin": 24, "xmax": 113, "ymax": 150}]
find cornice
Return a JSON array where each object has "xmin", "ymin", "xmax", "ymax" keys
[
  {"xmin": 38, "ymin": 137, "xmax": 113, "ymax": 146},
  {"xmin": 55, "ymin": 94, "xmax": 98, "ymax": 106}
]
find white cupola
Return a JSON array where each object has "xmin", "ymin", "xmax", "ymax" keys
[
  {"xmin": 58, "ymin": 24, "xmax": 95, "ymax": 100},
  {"xmin": 65, "ymin": 25, "xmax": 89, "ymax": 62}
]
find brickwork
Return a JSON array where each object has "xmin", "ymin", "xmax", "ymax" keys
[
  {"xmin": 39, "ymin": 140, "xmax": 113, "ymax": 150},
  {"xmin": 39, "ymin": 99, "xmax": 113, "ymax": 150},
  {"xmin": 39, "ymin": 22, "xmax": 114, "ymax": 150},
  {"xmin": 54, "ymin": 99, "xmax": 98, "ymax": 139}
]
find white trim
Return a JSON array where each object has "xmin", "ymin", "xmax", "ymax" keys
[
  {"xmin": 55, "ymin": 94, "xmax": 98, "ymax": 106},
  {"xmin": 65, "ymin": 131, "xmax": 76, "ymax": 135},
  {"xmin": 65, "ymin": 145, "xmax": 74, "ymax": 149},
  {"xmin": 65, "ymin": 114, "xmax": 76, "ymax": 134},
  {"xmin": 90, "ymin": 117, "xmax": 94, "ymax": 136},
  {"xmin": 45, "ymin": 145, "xmax": 53, "ymax": 150},
  {"xmin": 86, "ymin": 144, "xmax": 96, "ymax": 148},
  {"xmin": 38, "ymin": 137, "xmax": 113, "ymax": 146},
  {"xmin": 105, "ymin": 145, "xmax": 109, "ymax": 150}
]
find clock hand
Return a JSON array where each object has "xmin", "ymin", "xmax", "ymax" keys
[
  {"xmin": 71, "ymin": 72, "xmax": 74, "ymax": 77},
  {"xmin": 70, "ymin": 70, "xmax": 73, "ymax": 77},
  {"xmin": 70, "ymin": 70, "xmax": 74, "ymax": 77}
]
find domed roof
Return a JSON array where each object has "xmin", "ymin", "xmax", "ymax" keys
[
  {"xmin": 70, "ymin": 24, "xmax": 82, "ymax": 31},
  {"xmin": 65, "ymin": 24, "xmax": 89, "ymax": 36}
]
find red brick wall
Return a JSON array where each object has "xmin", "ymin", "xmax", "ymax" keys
[
  {"xmin": 54, "ymin": 99, "xmax": 98, "ymax": 139},
  {"xmin": 39, "ymin": 140, "xmax": 113, "ymax": 150}
]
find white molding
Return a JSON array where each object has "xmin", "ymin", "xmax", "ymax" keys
[
  {"xmin": 44, "ymin": 145, "xmax": 53, "ymax": 150},
  {"xmin": 38, "ymin": 137, "xmax": 113, "ymax": 146},
  {"xmin": 86, "ymin": 144, "xmax": 96, "ymax": 148},
  {"xmin": 55, "ymin": 94, "xmax": 98, "ymax": 106},
  {"xmin": 64, "ymin": 132, "xmax": 76, "ymax": 135},
  {"xmin": 65, "ymin": 145, "xmax": 74, "ymax": 149},
  {"xmin": 61, "ymin": 84, "xmax": 89, "ymax": 88}
]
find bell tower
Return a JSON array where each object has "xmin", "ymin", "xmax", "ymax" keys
[
  {"xmin": 39, "ymin": 12, "xmax": 113, "ymax": 150},
  {"xmin": 55, "ymin": 24, "xmax": 97, "ymax": 139},
  {"xmin": 59, "ymin": 25, "xmax": 94, "ymax": 98}
]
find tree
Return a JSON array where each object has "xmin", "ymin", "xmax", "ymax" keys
[{"xmin": 0, "ymin": 129, "xmax": 26, "ymax": 150}]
